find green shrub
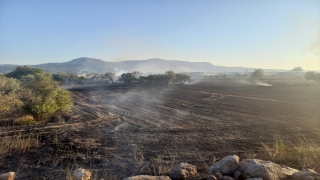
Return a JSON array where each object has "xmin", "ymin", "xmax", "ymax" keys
[
  {"xmin": 21, "ymin": 73, "xmax": 73, "ymax": 121},
  {"xmin": 0, "ymin": 76, "xmax": 23, "ymax": 117}
]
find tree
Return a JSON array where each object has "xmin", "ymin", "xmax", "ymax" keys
[
  {"xmin": 120, "ymin": 73, "xmax": 135, "ymax": 84},
  {"xmin": 175, "ymin": 73, "xmax": 191, "ymax": 84},
  {"xmin": 251, "ymin": 69, "xmax": 264, "ymax": 78},
  {"xmin": 6, "ymin": 66, "xmax": 44, "ymax": 79},
  {"xmin": 154, "ymin": 74, "xmax": 168, "ymax": 85},
  {"xmin": 104, "ymin": 72, "xmax": 116, "ymax": 83},
  {"xmin": 147, "ymin": 74, "xmax": 155, "ymax": 84},
  {"xmin": 138, "ymin": 76, "xmax": 148, "ymax": 83},
  {"xmin": 292, "ymin": 67, "xmax": 303, "ymax": 71},
  {"xmin": 165, "ymin": 70, "xmax": 176, "ymax": 85},
  {"xmin": 20, "ymin": 73, "xmax": 73, "ymax": 120},
  {"xmin": 132, "ymin": 71, "xmax": 142, "ymax": 83},
  {"xmin": 0, "ymin": 76, "xmax": 23, "ymax": 117},
  {"xmin": 305, "ymin": 71, "xmax": 315, "ymax": 81},
  {"xmin": 305, "ymin": 71, "xmax": 320, "ymax": 82}
]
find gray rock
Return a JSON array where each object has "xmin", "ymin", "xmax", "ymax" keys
[
  {"xmin": 211, "ymin": 173, "xmax": 223, "ymax": 180},
  {"xmin": 186, "ymin": 177, "xmax": 206, "ymax": 180},
  {"xmin": 292, "ymin": 169, "xmax": 320, "ymax": 180},
  {"xmin": 233, "ymin": 170, "xmax": 241, "ymax": 179},
  {"xmin": 221, "ymin": 176, "xmax": 235, "ymax": 180},
  {"xmin": 123, "ymin": 175, "xmax": 171, "ymax": 180},
  {"xmin": 238, "ymin": 159, "xmax": 263, "ymax": 173},
  {"xmin": 206, "ymin": 175, "xmax": 217, "ymax": 180},
  {"xmin": 0, "ymin": 172, "xmax": 15, "ymax": 180},
  {"xmin": 240, "ymin": 159, "xmax": 286, "ymax": 180},
  {"xmin": 169, "ymin": 162, "xmax": 198, "ymax": 180},
  {"xmin": 209, "ymin": 155, "xmax": 239, "ymax": 176},
  {"xmin": 282, "ymin": 166, "xmax": 299, "ymax": 179}
]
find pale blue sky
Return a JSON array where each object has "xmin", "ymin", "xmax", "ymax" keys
[{"xmin": 0, "ymin": 0, "xmax": 319, "ymax": 70}]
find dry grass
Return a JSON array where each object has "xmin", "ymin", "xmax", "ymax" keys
[
  {"xmin": 0, "ymin": 133, "xmax": 39, "ymax": 157},
  {"xmin": 132, "ymin": 144, "xmax": 145, "ymax": 162},
  {"xmin": 262, "ymin": 136, "xmax": 320, "ymax": 171},
  {"xmin": 15, "ymin": 115, "xmax": 39, "ymax": 125}
]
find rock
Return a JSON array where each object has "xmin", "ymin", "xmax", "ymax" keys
[
  {"xmin": 221, "ymin": 176, "xmax": 235, "ymax": 180},
  {"xmin": 124, "ymin": 175, "xmax": 171, "ymax": 180},
  {"xmin": 238, "ymin": 159, "xmax": 263, "ymax": 173},
  {"xmin": 169, "ymin": 162, "xmax": 198, "ymax": 180},
  {"xmin": 240, "ymin": 159, "xmax": 286, "ymax": 180},
  {"xmin": 292, "ymin": 169, "xmax": 320, "ymax": 180},
  {"xmin": 72, "ymin": 168, "xmax": 91, "ymax": 180},
  {"xmin": 211, "ymin": 173, "xmax": 223, "ymax": 180},
  {"xmin": 233, "ymin": 170, "xmax": 241, "ymax": 179},
  {"xmin": 0, "ymin": 172, "xmax": 15, "ymax": 180},
  {"xmin": 208, "ymin": 155, "xmax": 239, "ymax": 176},
  {"xmin": 245, "ymin": 178, "xmax": 263, "ymax": 180},
  {"xmin": 206, "ymin": 175, "xmax": 217, "ymax": 180},
  {"xmin": 281, "ymin": 166, "xmax": 299, "ymax": 178},
  {"xmin": 300, "ymin": 169, "xmax": 317, "ymax": 173},
  {"xmin": 186, "ymin": 177, "xmax": 207, "ymax": 180}
]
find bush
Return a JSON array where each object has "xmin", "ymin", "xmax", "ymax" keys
[
  {"xmin": 0, "ymin": 76, "xmax": 23, "ymax": 117},
  {"xmin": 5, "ymin": 66, "xmax": 43, "ymax": 79},
  {"xmin": 20, "ymin": 73, "xmax": 73, "ymax": 121}
]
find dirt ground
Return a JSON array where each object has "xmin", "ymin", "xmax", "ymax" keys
[{"xmin": 0, "ymin": 78, "xmax": 319, "ymax": 179}]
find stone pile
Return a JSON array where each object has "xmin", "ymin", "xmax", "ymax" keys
[
  {"xmin": 125, "ymin": 155, "xmax": 320, "ymax": 180},
  {"xmin": 1, "ymin": 155, "xmax": 319, "ymax": 180}
]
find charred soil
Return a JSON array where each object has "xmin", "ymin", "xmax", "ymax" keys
[{"xmin": 0, "ymin": 78, "xmax": 319, "ymax": 179}]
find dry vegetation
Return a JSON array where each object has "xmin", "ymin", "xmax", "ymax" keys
[{"xmin": 0, "ymin": 78, "xmax": 319, "ymax": 179}]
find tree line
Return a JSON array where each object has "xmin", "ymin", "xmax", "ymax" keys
[{"xmin": 118, "ymin": 70, "xmax": 191, "ymax": 85}]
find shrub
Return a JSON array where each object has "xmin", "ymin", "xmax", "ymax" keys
[
  {"xmin": 0, "ymin": 76, "xmax": 23, "ymax": 117},
  {"xmin": 20, "ymin": 73, "xmax": 73, "ymax": 121},
  {"xmin": 5, "ymin": 66, "xmax": 43, "ymax": 79}
]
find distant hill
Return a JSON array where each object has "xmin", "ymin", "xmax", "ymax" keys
[
  {"xmin": 0, "ymin": 57, "xmax": 287, "ymax": 74},
  {"xmin": 0, "ymin": 64, "xmax": 18, "ymax": 74}
]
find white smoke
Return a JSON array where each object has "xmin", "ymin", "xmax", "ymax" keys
[
  {"xmin": 235, "ymin": 79, "xmax": 272, "ymax": 86},
  {"xmin": 114, "ymin": 68, "xmax": 128, "ymax": 77}
]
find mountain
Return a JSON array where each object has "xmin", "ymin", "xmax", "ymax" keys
[
  {"xmin": 0, "ymin": 57, "xmax": 286, "ymax": 74},
  {"xmin": 0, "ymin": 64, "xmax": 18, "ymax": 74}
]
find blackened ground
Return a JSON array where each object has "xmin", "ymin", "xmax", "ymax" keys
[{"xmin": 0, "ymin": 78, "xmax": 319, "ymax": 179}]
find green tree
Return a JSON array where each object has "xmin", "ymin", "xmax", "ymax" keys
[
  {"xmin": 175, "ymin": 73, "xmax": 191, "ymax": 84},
  {"xmin": 104, "ymin": 72, "xmax": 116, "ymax": 83},
  {"xmin": 21, "ymin": 73, "xmax": 72, "ymax": 120},
  {"xmin": 154, "ymin": 74, "xmax": 167, "ymax": 85},
  {"xmin": 251, "ymin": 69, "xmax": 264, "ymax": 78},
  {"xmin": 165, "ymin": 70, "xmax": 176, "ymax": 85},
  {"xmin": 120, "ymin": 73, "xmax": 135, "ymax": 84},
  {"xmin": 132, "ymin": 71, "xmax": 142, "ymax": 83},
  {"xmin": 147, "ymin": 74, "xmax": 155, "ymax": 84}
]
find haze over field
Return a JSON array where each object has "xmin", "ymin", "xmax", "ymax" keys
[
  {"xmin": 0, "ymin": 1, "xmax": 319, "ymax": 70},
  {"xmin": 0, "ymin": 57, "xmax": 291, "ymax": 74}
]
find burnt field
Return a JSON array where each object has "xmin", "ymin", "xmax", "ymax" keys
[{"xmin": 1, "ymin": 78, "xmax": 320, "ymax": 179}]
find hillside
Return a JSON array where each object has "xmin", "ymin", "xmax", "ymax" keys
[{"xmin": 0, "ymin": 57, "xmax": 286, "ymax": 74}]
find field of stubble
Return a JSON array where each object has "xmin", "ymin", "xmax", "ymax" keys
[{"xmin": 0, "ymin": 78, "xmax": 319, "ymax": 179}]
